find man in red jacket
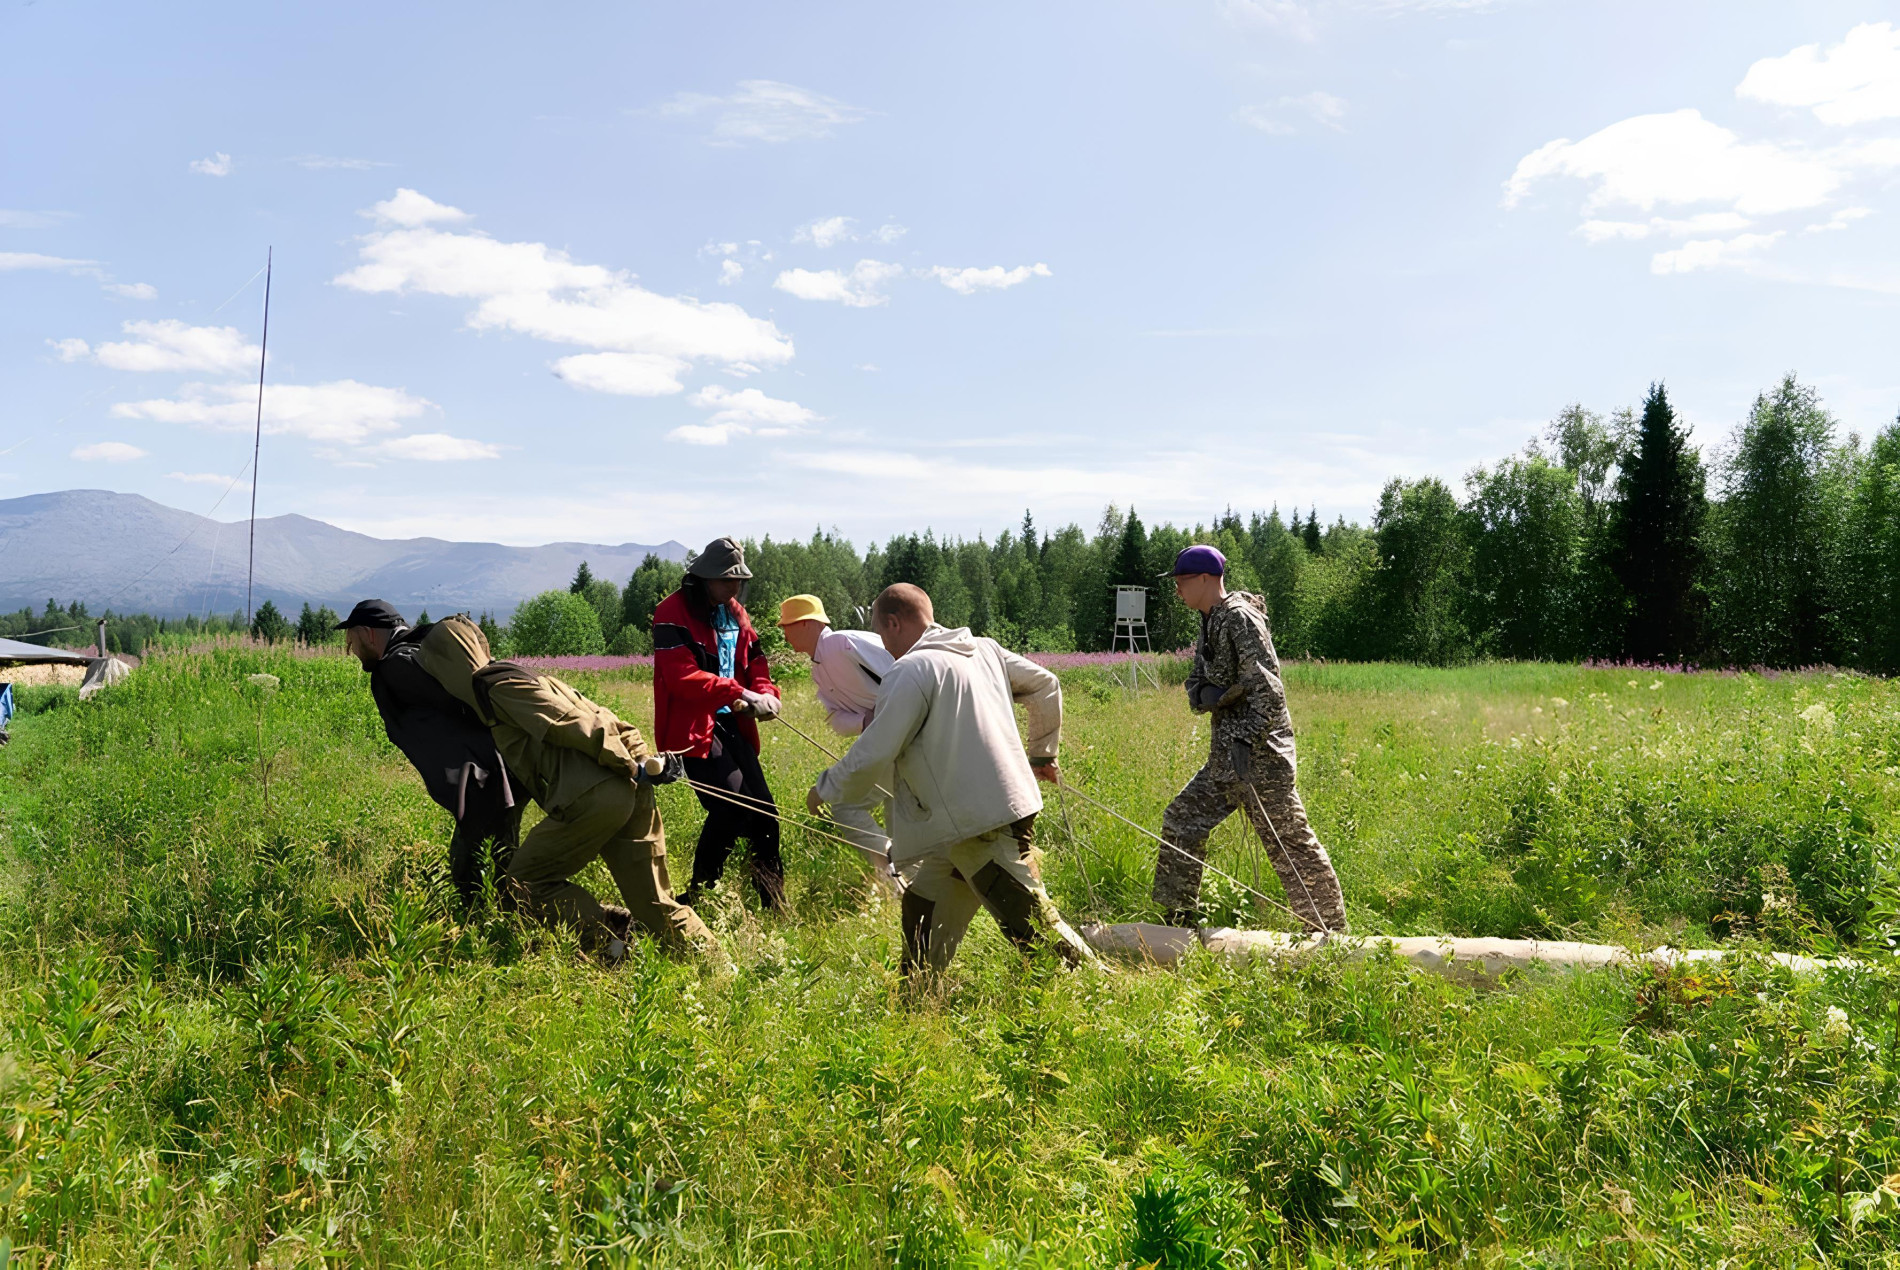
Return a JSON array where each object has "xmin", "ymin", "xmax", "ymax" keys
[{"xmin": 652, "ymin": 536, "xmax": 786, "ymax": 911}]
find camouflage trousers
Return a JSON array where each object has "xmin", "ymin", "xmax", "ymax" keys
[{"xmin": 1156, "ymin": 747, "xmax": 1347, "ymax": 932}]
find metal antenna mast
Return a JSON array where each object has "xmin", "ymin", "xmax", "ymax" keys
[{"xmin": 245, "ymin": 248, "xmax": 272, "ymax": 626}]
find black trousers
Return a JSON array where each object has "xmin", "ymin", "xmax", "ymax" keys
[
  {"xmin": 683, "ymin": 716, "xmax": 785, "ymax": 909},
  {"xmin": 448, "ymin": 802, "xmax": 523, "ymax": 912}
]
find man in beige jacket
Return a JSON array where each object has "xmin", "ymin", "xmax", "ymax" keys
[
  {"xmin": 416, "ymin": 615, "xmax": 713, "ymax": 961},
  {"xmin": 806, "ymin": 584, "xmax": 1097, "ymax": 975}
]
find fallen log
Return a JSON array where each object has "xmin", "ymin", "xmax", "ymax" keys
[{"xmin": 1079, "ymin": 923, "xmax": 1840, "ymax": 983}]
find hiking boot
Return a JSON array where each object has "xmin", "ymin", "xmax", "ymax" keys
[{"xmin": 601, "ymin": 904, "xmax": 632, "ymax": 941}]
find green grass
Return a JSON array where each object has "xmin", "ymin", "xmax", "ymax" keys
[{"xmin": 3, "ymin": 650, "xmax": 1900, "ymax": 1266}]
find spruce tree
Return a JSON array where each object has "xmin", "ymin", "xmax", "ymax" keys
[
  {"xmin": 1606, "ymin": 382, "xmax": 1706, "ymax": 662},
  {"xmin": 569, "ymin": 561, "xmax": 594, "ymax": 594},
  {"xmin": 1302, "ymin": 508, "xmax": 1322, "ymax": 554},
  {"xmin": 1112, "ymin": 508, "xmax": 1149, "ymax": 586}
]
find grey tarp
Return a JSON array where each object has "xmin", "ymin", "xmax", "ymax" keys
[{"xmin": 0, "ymin": 637, "xmax": 93, "ymax": 666}]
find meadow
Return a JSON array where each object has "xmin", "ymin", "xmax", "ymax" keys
[{"xmin": 3, "ymin": 649, "xmax": 1899, "ymax": 1266}]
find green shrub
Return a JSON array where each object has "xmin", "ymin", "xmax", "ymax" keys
[{"xmin": 508, "ymin": 590, "xmax": 606, "ymax": 656}]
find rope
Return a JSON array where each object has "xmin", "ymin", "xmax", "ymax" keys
[
  {"xmin": 771, "ymin": 714, "xmax": 894, "ymax": 801},
  {"xmin": 1243, "ymin": 782, "xmax": 1333, "ymax": 936},
  {"xmin": 1057, "ymin": 783, "xmax": 1312, "ymax": 930},
  {"xmin": 673, "ymin": 772, "xmax": 891, "ymax": 860},
  {"xmin": 772, "ymin": 710, "xmax": 1310, "ymax": 931}
]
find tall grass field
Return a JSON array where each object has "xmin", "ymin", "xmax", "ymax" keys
[{"xmin": 4, "ymin": 650, "xmax": 1899, "ymax": 1266}]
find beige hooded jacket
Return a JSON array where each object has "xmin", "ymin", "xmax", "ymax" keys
[
  {"xmin": 814, "ymin": 625, "xmax": 1060, "ymax": 862},
  {"xmin": 416, "ymin": 616, "xmax": 653, "ymax": 813}
]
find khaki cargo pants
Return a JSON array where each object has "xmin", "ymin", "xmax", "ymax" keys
[
  {"xmin": 505, "ymin": 779, "xmax": 713, "ymax": 955},
  {"xmin": 895, "ymin": 816, "xmax": 1099, "ymax": 975}
]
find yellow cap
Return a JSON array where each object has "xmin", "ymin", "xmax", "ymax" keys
[{"xmin": 777, "ymin": 594, "xmax": 830, "ymax": 627}]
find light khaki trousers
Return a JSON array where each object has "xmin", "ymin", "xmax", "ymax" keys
[
  {"xmin": 505, "ymin": 779, "xmax": 713, "ymax": 954},
  {"xmin": 895, "ymin": 818, "xmax": 1098, "ymax": 975}
]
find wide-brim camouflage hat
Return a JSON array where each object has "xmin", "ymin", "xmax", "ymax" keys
[{"xmin": 687, "ymin": 536, "xmax": 752, "ymax": 579}]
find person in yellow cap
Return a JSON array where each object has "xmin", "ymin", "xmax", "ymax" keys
[{"xmin": 777, "ymin": 593, "xmax": 899, "ymax": 890}]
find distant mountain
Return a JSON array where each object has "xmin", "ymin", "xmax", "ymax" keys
[{"xmin": 0, "ymin": 490, "xmax": 689, "ymax": 619}]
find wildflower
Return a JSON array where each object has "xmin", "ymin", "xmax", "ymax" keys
[
  {"xmin": 1550, "ymin": 697, "xmax": 1568, "ymax": 708},
  {"xmin": 1648, "ymin": 681, "xmax": 1662, "ymax": 691},
  {"xmin": 1627, "ymin": 680, "xmax": 1639, "ymax": 689},
  {"xmin": 1822, "ymin": 1005, "xmax": 1852, "ymax": 1045},
  {"xmin": 1799, "ymin": 703, "xmax": 1836, "ymax": 732}
]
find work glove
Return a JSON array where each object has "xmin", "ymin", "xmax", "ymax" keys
[
  {"xmin": 1228, "ymin": 739, "xmax": 1253, "ymax": 784},
  {"xmin": 635, "ymin": 752, "xmax": 686, "ymax": 786},
  {"xmin": 740, "ymin": 689, "xmax": 781, "ymax": 720},
  {"xmin": 1194, "ymin": 682, "xmax": 1230, "ymax": 712}
]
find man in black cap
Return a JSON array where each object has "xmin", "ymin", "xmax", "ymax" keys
[{"xmin": 338, "ymin": 599, "xmax": 523, "ymax": 910}]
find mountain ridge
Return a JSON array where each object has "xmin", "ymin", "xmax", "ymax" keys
[{"xmin": 0, "ymin": 490, "xmax": 688, "ymax": 618}]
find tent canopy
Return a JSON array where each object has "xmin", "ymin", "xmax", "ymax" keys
[{"xmin": 0, "ymin": 636, "xmax": 94, "ymax": 666}]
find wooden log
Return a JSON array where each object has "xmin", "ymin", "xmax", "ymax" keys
[{"xmin": 1079, "ymin": 923, "xmax": 1838, "ymax": 982}]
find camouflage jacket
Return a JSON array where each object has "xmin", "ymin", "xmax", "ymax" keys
[{"xmin": 1183, "ymin": 590, "xmax": 1296, "ymax": 763}]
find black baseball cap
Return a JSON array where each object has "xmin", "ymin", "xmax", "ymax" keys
[{"xmin": 335, "ymin": 598, "xmax": 405, "ymax": 630}]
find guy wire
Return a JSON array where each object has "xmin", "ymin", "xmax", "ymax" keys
[{"xmin": 245, "ymin": 247, "xmax": 272, "ymax": 625}]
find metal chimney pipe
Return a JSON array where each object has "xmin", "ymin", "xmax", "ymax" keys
[{"xmin": 96, "ymin": 618, "xmax": 107, "ymax": 657}]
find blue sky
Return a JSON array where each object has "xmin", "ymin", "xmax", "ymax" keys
[{"xmin": 5, "ymin": 0, "xmax": 1898, "ymax": 549}]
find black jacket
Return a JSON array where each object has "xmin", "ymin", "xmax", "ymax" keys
[{"xmin": 368, "ymin": 626, "xmax": 519, "ymax": 837}]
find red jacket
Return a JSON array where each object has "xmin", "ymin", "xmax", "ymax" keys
[{"xmin": 651, "ymin": 590, "xmax": 780, "ymax": 757}]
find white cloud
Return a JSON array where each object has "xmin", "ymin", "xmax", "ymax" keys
[
  {"xmin": 291, "ymin": 154, "xmax": 392, "ymax": 170},
  {"xmin": 795, "ymin": 216, "xmax": 857, "ymax": 248},
  {"xmin": 1805, "ymin": 206, "xmax": 1874, "ymax": 234},
  {"xmin": 1578, "ymin": 212, "xmax": 1752, "ymax": 242},
  {"xmin": 48, "ymin": 338, "xmax": 90, "ymax": 362},
  {"xmin": 334, "ymin": 190, "xmax": 793, "ymax": 377},
  {"xmin": 365, "ymin": 187, "xmax": 471, "ymax": 227},
  {"xmin": 0, "ymin": 251, "xmax": 98, "ymax": 272},
  {"xmin": 167, "ymin": 470, "xmax": 249, "ymax": 487},
  {"xmin": 1738, "ymin": 23, "xmax": 1900, "ymax": 126},
  {"xmin": 552, "ymin": 351, "xmax": 688, "ymax": 396},
  {"xmin": 1, "ymin": 251, "xmax": 152, "ymax": 299},
  {"xmin": 1503, "ymin": 110, "xmax": 1844, "ymax": 215},
  {"xmin": 112, "ymin": 380, "xmax": 433, "ymax": 444},
  {"xmin": 1219, "ymin": 0, "xmax": 1317, "ymax": 41},
  {"xmin": 924, "ymin": 262, "xmax": 1053, "ymax": 295},
  {"xmin": 1650, "ymin": 232, "xmax": 1784, "ymax": 274},
  {"xmin": 70, "ymin": 441, "xmax": 148, "ymax": 463},
  {"xmin": 371, "ymin": 433, "xmax": 502, "ymax": 461},
  {"xmin": 189, "ymin": 152, "xmax": 233, "ymax": 176},
  {"xmin": 718, "ymin": 259, "xmax": 744, "ymax": 285},
  {"xmin": 792, "ymin": 216, "xmax": 906, "ymax": 248},
  {"xmin": 652, "ymin": 80, "xmax": 867, "ymax": 145},
  {"xmin": 672, "ymin": 384, "xmax": 816, "ymax": 445},
  {"xmin": 1237, "ymin": 91, "xmax": 1348, "ymax": 134},
  {"xmin": 0, "ymin": 209, "xmax": 73, "ymax": 229},
  {"xmin": 86, "ymin": 319, "xmax": 260, "ymax": 373},
  {"xmin": 773, "ymin": 259, "xmax": 904, "ymax": 307}
]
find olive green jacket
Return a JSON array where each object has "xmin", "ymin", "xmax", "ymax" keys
[{"xmin": 417, "ymin": 616, "xmax": 654, "ymax": 813}]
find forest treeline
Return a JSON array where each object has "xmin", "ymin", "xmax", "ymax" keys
[
  {"xmin": 586, "ymin": 373, "xmax": 1900, "ymax": 670},
  {"xmin": 12, "ymin": 372, "xmax": 1900, "ymax": 670}
]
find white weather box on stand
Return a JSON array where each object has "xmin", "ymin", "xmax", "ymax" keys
[{"xmin": 1109, "ymin": 585, "xmax": 1161, "ymax": 691}]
